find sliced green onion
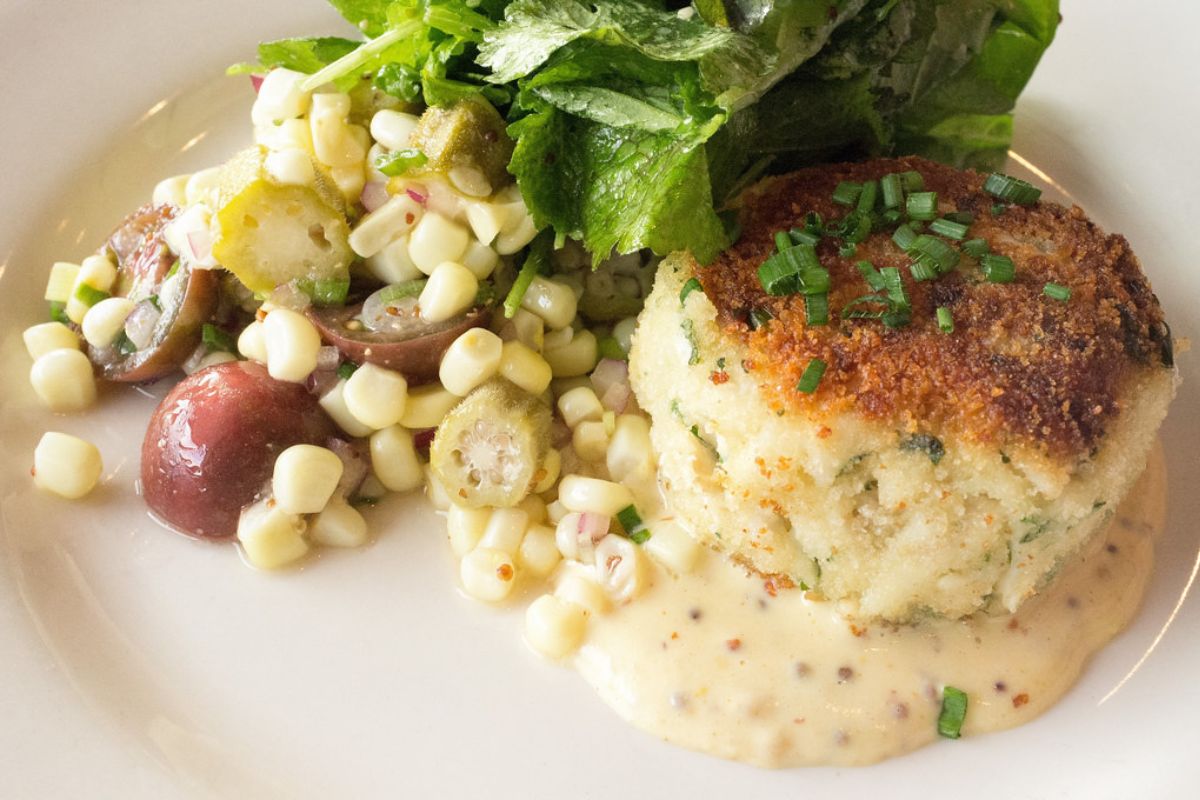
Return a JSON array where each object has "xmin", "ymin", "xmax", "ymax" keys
[
  {"xmin": 774, "ymin": 230, "xmax": 793, "ymax": 253},
  {"xmin": 336, "ymin": 361, "xmax": 359, "ymax": 380},
  {"xmin": 880, "ymin": 173, "xmax": 903, "ymax": 209},
  {"xmin": 597, "ymin": 336, "xmax": 628, "ymax": 361},
  {"xmin": 892, "ymin": 223, "xmax": 917, "ymax": 251},
  {"xmin": 748, "ymin": 307, "xmax": 773, "ymax": 330},
  {"xmin": 201, "ymin": 324, "xmax": 237, "ymax": 354},
  {"xmin": 112, "ymin": 331, "xmax": 137, "ymax": 356},
  {"xmin": 1043, "ymin": 282, "xmax": 1071, "ymax": 301},
  {"xmin": 990, "ymin": 203, "xmax": 1007, "ymax": 216},
  {"xmin": 983, "ymin": 173, "xmax": 1041, "ymax": 205},
  {"xmin": 165, "ymin": 259, "xmax": 180, "ymax": 280},
  {"xmin": 880, "ymin": 208, "xmax": 903, "ymax": 225},
  {"xmin": 944, "ymin": 211, "xmax": 975, "ymax": 225},
  {"xmin": 856, "ymin": 180, "xmax": 879, "ymax": 213},
  {"xmin": 929, "ymin": 218, "xmax": 970, "ymax": 240},
  {"xmin": 375, "ymin": 148, "xmax": 428, "ymax": 177},
  {"xmin": 832, "ymin": 181, "xmax": 862, "ymax": 206},
  {"xmin": 900, "ymin": 170, "xmax": 924, "ymax": 192},
  {"xmin": 503, "ymin": 231, "xmax": 551, "ymax": 318},
  {"xmin": 856, "ymin": 260, "xmax": 886, "ymax": 291},
  {"xmin": 679, "ymin": 277, "xmax": 703, "ymax": 306},
  {"xmin": 788, "ymin": 228, "xmax": 820, "ymax": 246},
  {"xmin": 937, "ymin": 686, "xmax": 969, "ymax": 739},
  {"xmin": 297, "ymin": 277, "xmax": 350, "ymax": 306},
  {"xmin": 880, "ymin": 267, "xmax": 911, "ymax": 328},
  {"xmin": 758, "ymin": 244, "xmax": 820, "ymax": 296},
  {"xmin": 906, "ymin": 191, "xmax": 939, "ymax": 221},
  {"xmin": 804, "ymin": 292, "xmax": 829, "ymax": 326},
  {"xmin": 798, "ymin": 268, "xmax": 831, "ymax": 296},
  {"xmin": 838, "ymin": 243, "xmax": 857, "ymax": 258},
  {"xmin": 962, "ymin": 238, "xmax": 990, "ymax": 258},
  {"xmin": 910, "ymin": 234, "xmax": 960, "ymax": 275},
  {"xmin": 73, "ymin": 283, "xmax": 109, "ymax": 307},
  {"xmin": 803, "ymin": 211, "xmax": 824, "ymax": 235},
  {"xmin": 616, "ymin": 505, "xmax": 650, "ymax": 544},
  {"xmin": 981, "ymin": 253, "xmax": 1015, "ymax": 283},
  {"xmin": 474, "ymin": 282, "xmax": 496, "ymax": 306},
  {"xmin": 378, "ymin": 279, "xmax": 427, "ymax": 303},
  {"xmin": 795, "ymin": 358, "xmax": 827, "ymax": 393},
  {"xmin": 48, "ymin": 301, "xmax": 69, "ymax": 324},
  {"xmin": 840, "ymin": 211, "xmax": 872, "ymax": 244},
  {"xmin": 936, "ymin": 306, "xmax": 954, "ymax": 333}
]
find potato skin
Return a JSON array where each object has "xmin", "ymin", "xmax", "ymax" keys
[{"xmin": 140, "ymin": 361, "xmax": 335, "ymax": 538}]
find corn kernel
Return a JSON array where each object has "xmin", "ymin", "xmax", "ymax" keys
[
  {"xmin": 478, "ymin": 507, "xmax": 529, "ymax": 555},
  {"xmin": 464, "ymin": 201, "xmax": 508, "ymax": 245},
  {"xmin": 572, "ymin": 420, "xmax": 609, "ymax": 463},
  {"xmin": 365, "ymin": 235, "xmax": 423, "ymax": 284},
  {"xmin": 594, "ymin": 534, "xmax": 649, "ymax": 604},
  {"xmin": 251, "ymin": 68, "xmax": 311, "ymax": 126},
  {"xmin": 370, "ymin": 425, "xmax": 424, "ymax": 493},
  {"xmin": 81, "ymin": 297, "xmax": 136, "ymax": 348},
  {"xmin": 272, "ymin": 444, "xmax": 344, "ymax": 515},
  {"xmin": 400, "ymin": 383, "xmax": 461, "ymax": 429},
  {"xmin": 557, "ymin": 475, "xmax": 634, "ymax": 517},
  {"xmin": 237, "ymin": 499, "xmax": 309, "ymax": 570},
  {"xmin": 424, "ymin": 465, "xmax": 452, "ymax": 510},
  {"xmin": 460, "ymin": 547, "xmax": 516, "ymax": 602},
  {"xmin": 554, "ymin": 570, "xmax": 610, "ymax": 615},
  {"xmin": 447, "ymin": 504, "xmax": 491, "ymax": 557},
  {"xmin": 309, "ymin": 496, "xmax": 369, "ymax": 548},
  {"xmin": 606, "ymin": 414, "xmax": 654, "ymax": 483},
  {"xmin": 264, "ymin": 148, "xmax": 316, "ymax": 186},
  {"xmin": 184, "ymin": 167, "xmax": 222, "ymax": 208},
  {"xmin": 237, "ymin": 320, "xmax": 268, "ymax": 363},
  {"xmin": 407, "ymin": 212, "xmax": 469, "ymax": 274},
  {"xmin": 557, "ymin": 385, "xmax": 604, "ymax": 428},
  {"xmin": 419, "ymin": 261, "xmax": 478, "ymax": 323},
  {"xmin": 525, "ymin": 594, "xmax": 587, "ymax": 659},
  {"xmin": 460, "ymin": 239, "xmax": 500, "ymax": 280},
  {"xmin": 23, "ymin": 322, "xmax": 80, "ymax": 361},
  {"xmin": 533, "ymin": 449, "xmax": 562, "ymax": 494},
  {"xmin": 29, "ymin": 349, "xmax": 96, "ymax": 412},
  {"xmin": 448, "ymin": 165, "xmax": 492, "ymax": 198},
  {"xmin": 348, "ymin": 193, "xmax": 423, "ymax": 258},
  {"xmin": 644, "ymin": 519, "xmax": 702, "ymax": 574},
  {"xmin": 32, "ymin": 431, "xmax": 102, "ymax": 499},
  {"xmin": 44, "ymin": 262, "xmax": 80, "ymax": 303},
  {"xmin": 152, "ymin": 174, "xmax": 190, "ymax": 207},
  {"xmin": 262, "ymin": 308, "xmax": 322, "ymax": 382},
  {"xmin": 544, "ymin": 329, "xmax": 598, "ymax": 378},
  {"xmin": 499, "ymin": 340, "xmax": 553, "ymax": 396},
  {"xmin": 439, "ymin": 328, "xmax": 502, "ymax": 396},
  {"xmin": 517, "ymin": 523, "xmax": 560, "ymax": 578},
  {"xmin": 344, "ymin": 363, "xmax": 408, "ymax": 430},
  {"xmin": 369, "ymin": 109, "xmax": 420, "ymax": 150},
  {"xmin": 520, "ymin": 277, "xmax": 577, "ymax": 330},
  {"xmin": 495, "ymin": 214, "xmax": 538, "ymax": 255},
  {"xmin": 318, "ymin": 379, "xmax": 375, "ymax": 438}
]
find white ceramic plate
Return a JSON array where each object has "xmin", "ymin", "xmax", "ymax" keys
[{"xmin": 1, "ymin": 1, "xmax": 1196, "ymax": 797}]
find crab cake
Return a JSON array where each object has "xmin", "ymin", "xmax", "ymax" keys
[{"xmin": 629, "ymin": 156, "xmax": 1176, "ymax": 622}]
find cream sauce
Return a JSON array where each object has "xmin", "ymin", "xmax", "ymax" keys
[{"xmin": 573, "ymin": 446, "xmax": 1166, "ymax": 767}]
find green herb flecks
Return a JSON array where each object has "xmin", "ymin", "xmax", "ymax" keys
[{"xmin": 938, "ymin": 686, "xmax": 969, "ymax": 739}]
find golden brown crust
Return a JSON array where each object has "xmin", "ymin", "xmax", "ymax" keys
[{"xmin": 698, "ymin": 156, "xmax": 1172, "ymax": 457}]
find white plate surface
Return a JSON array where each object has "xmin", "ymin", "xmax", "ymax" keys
[{"xmin": 1, "ymin": 1, "xmax": 1197, "ymax": 797}]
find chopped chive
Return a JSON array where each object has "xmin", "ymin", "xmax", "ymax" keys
[
  {"xmin": 758, "ymin": 244, "xmax": 820, "ymax": 296},
  {"xmin": 839, "ymin": 243, "xmax": 857, "ymax": 258},
  {"xmin": 616, "ymin": 504, "xmax": 650, "ymax": 544},
  {"xmin": 937, "ymin": 686, "xmax": 969, "ymax": 739},
  {"xmin": 796, "ymin": 358, "xmax": 827, "ymax": 393},
  {"xmin": 803, "ymin": 211, "xmax": 823, "ymax": 235},
  {"xmin": 900, "ymin": 170, "xmax": 924, "ymax": 191},
  {"xmin": 856, "ymin": 180, "xmax": 879, "ymax": 213},
  {"xmin": 774, "ymin": 230, "xmax": 794, "ymax": 253},
  {"xmin": 962, "ymin": 238, "xmax": 990, "ymax": 258},
  {"xmin": 906, "ymin": 191, "xmax": 939, "ymax": 221},
  {"xmin": 797, "ymin": 268, "xmax": 831, "ymax": 296},
  {"xmin": 804, "ymin": 293, "xmax": 829, "ymax": 326},
  {"xmin": 296, "ymin": 277, "xmax": 350, "ymax": 306},
  {"xmin": 909, "ymin": 234, "xmax": 960, "ymax": 275},
  {"xmin": 910, "ymin": 260, "xmax": 937, "ymax": 282},
  {"xmin": 936, "ymin": 306, "xmax": 954, "ymax": 333},
  {"xmin": 748, "ymin": 307, "xmax": 773, "ymax": 330},
  {"xmin": 201, "ymin": 324, "xmax": 237, "ymax": 354},
  {"xmin": 929, "ymin": 218, "xmax": 970, "ymax": 240},
  {"xmin": 981, "ymin": 253, "xmax": 1015, "ymax": 283},
  {"xmin": 990, "ymin": 202, "xmax": 1007, "ymax": 216},
  {"xmin": 73, "ymin": 283, "xmax": 109, "ymax": 307},
  {"xmin": 379, "ymin": 279, "xmax": 427, "ymax": 303},
  {"xmin": 880, "ymin": 173, "xmax": 903, "ymax": 209},
  {"xmin": 336, "ymin": 361, "xmax": 359, "ymax": 380},
  {"xmin": 112, "ymin": 331, "xmax": 137, "ymax": 356},
  {"xmin": 840, "ymin": 211, "xmax": 872, "ymax": 244},
  {"xmin": 1043, "ymin": 282, "xmax": 1071, "ymax": 301},
  {"xmin": 789, "ymin": 228, "xmax": 820, "ymax": 246},
  {"xmin": 944, "ymin": 211, "xmax": 975, "ymax": 225},
  {"xmin": 375, "ymin": 148, "xmax": 428, "ymax": 177},
  {"xmin": 165, "ymin": 260, "xmax": 180, "ymax": 280},
  {"xmin": 892, "ymin": 223, "xmax": 917, "ymax": 251},
  {"xmin": 597, "ymin": 336, "xmax": 628, "ymax": 361},
  {"xmin": 983, "ymin": 173, "xmax": 1041, "ymax": 205},
  {"xmin": 880, "ymin": 208, "xmax": 903, "ymax": 225},
  {"xmin": 856, "ymin": 260, "xmax": 886, "ymax": 291},
  {"xmin": 679, "ymin": 277, "xmax": 703, "ymax": 305},
  {"xmin": 48, "ymin": 300, "xmax": 69, "ymax": 324},
  {"xmin": 832, "ymin": 181, "xmax": 862, "ymax": 206}
]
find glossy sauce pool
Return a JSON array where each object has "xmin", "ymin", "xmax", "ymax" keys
[{"xmin": 571, "ymin": 446, "xmax": 1166, "ymax": 767}]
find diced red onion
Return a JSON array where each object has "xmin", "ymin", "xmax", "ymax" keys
[
  {"xmin": 424, "ymin": 180, "xmax": 463, "ymax": 218},
  {"xmin": 591, "ymin": 358, "xmax": 630, "ymax": 412},
  {"xmin": 556, "ymin": 510, "xmax": 610, "ymax": 562},
  {"xmin": 307, "ymin": 368, "xmax": 340, "ymax": 398},
  {"xmin": 405, "ymin": 185, "xmax": 428, "ymax": 204},
  {"xmin": 577, "ymin": 512, "xmax": 610, "ymax": 542},
  {"xmin": 186, "ymin": 229, "xmax": 213, "ymax": 264},
  {"xmin": 268, "ymin": 282, "xmax": 311, "ymax": 311},
  {"xmin": 361, "ymin": 181, "xmax": 390, "ymax": 212},
  {"xmin": 316, "ymin": 346, "xmax": 341, "ymax": 372},
  {"xmin": 181, "ymin": 343, "xmax": 209, "ymax": 375},
  {"xmin": 123, "ymin": 299, "xmax": 161, "ymax": 349},
  {"xmin": 328, "ymin": 438, "xmax": 369, "ymax": 494},
  {"xmin": 599, "ymin": 381, "xmax": 631, "ymax": 414},
  {"xmin": 250, "ymin": 74, "xmax": 264, "ymax": 93},
  {"xmin": 412, "ymin": 428, "xmax": 436, "ymax": 455}
]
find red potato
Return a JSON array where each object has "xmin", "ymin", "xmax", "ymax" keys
[{"xmin": 141, "ymin": 361, "xmax": 336, "ymax": 538}]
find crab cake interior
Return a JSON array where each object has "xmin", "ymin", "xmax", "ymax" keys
[{"xmin": 629, "ymin": 156, "xmax": 1176, "ymax": 622}]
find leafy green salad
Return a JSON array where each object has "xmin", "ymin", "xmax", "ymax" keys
[{"xmin": 233, "ymin": 0, "xmax": 1059, "ymax": 265}]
